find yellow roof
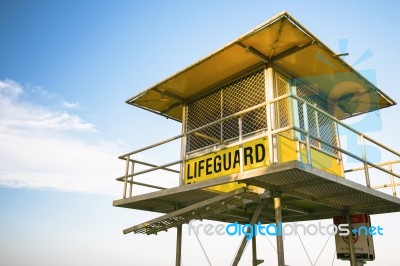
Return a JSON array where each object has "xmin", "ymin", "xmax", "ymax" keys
[{"xmin": 127, "ymin": 11, "xmax": 395, "ymax": 121}]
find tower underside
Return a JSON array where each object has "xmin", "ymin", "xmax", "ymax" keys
[{"xmin": 114, "ymin": 161, "xmax": 400, "ymax": 235}]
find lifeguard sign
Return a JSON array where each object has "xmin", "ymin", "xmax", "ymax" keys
[
  {"xmin": 114, "ymin": 11, "xmax": 400, "ymax": 266},
  {"xmin": 185, "ymin": 138, "xmax": 268, "ymax": 184}
]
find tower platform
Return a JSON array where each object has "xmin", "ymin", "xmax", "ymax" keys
[{"xmin": 114, "ymin": 161, "xmax": 400, "ymax": 235}]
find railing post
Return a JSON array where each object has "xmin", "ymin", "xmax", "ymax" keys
[
  {"xmin": 389, "ymin": 163, "xmax": 397, "ymax": 197},
  {"xmin": 180, "ymin": 105, "xmax": 188, "ymax": 186},
  {"xmin": 313, "ymin": 103, "xmax": 321, "ymax": 148},
  {"xmin": 239, "ymin": 116, "xmax": 244, "ymax": 172},
  {"xmin": 291, "ymin": 94, "xmax": 302, "ymax": 161},
  {"xmin": 129, "ymin": 160, "xmax": 135, "ymax": 198},
  {"xmin": 266, "ymin": 99, "xmax": 274, "ymax": 164},
  {"xmin": 296, "ymin": 140, "xmax": 301, "ymax": 162},
  {"xmin": 302, "ymin": 103, "xmax": 312, "ymax": 165},
  {"xmin": 333, "ymin": 120, "xmax": 345, "ymax": 176},
  {"xmin": 123, "ymin": 155, "xmax": 130, "ymax": 199},
  {"xmin": 265, "ymin": 67, "xmax": 276, "ymax": 164},
  {"xmin": 360, "ymin": 135, "xmax": 371, "ymax": 188}
]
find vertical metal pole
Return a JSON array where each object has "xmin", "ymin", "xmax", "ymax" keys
[
  {"xmin": 302, "ymin": 103, "xmax": 312, "ymax": 165},
  {"xmin": 180, "ymin": 105, "xmax": 188, "ymax": 186},
  {"xmin": 334, "ymin": 120, "xmax": 345, "ymax": 177},
  {"xmin": 265, "ymin": 67, "xmax": 276, "ymax": 164},
  {"xmin": 220, "ymin": 90, "xmax": 224, "ymax": 142},
  {"xmin": 290, "ymin": 72, "xmax": 301, "ymax": 162},
  {"xmin": 176, "ymin": 225, "xmax": 182, "ymax": 266},
  {"xmin": 389, "ymin": 163, "xmax": 397, "ymax": 197},
  {"xmin": 177, "ymin": 105, "xmax": 186, "ymax": 266},
  {"xmin": 346, "ymin": 212, "xmax": 356, "ymax": 266},
  {"xmin": 296, "ymin": 141, "xmax": 301, "ymax": 162},
  {"xmin": 129, "ymin": 161, "xmax": 135, "ymax": 197},
  {"xmin": 123, "ymin": 155, "xmax": 130, "ymax": 199},
  {"xmin": 314, "ymin": 103, "xmax": 321, "ymax": 148},
  {"xmin": 252, "ymin": 235, "xmax": 257, "ymax": 266},
  {"xmin": 239, "ymin": 116, "xmax": 244, "ymax": 173},
  {"xmin": 360, "ymin": 135, "xmax": 371, "ymax": 188},
  {"xmin": 266, "ymin": 97, "xmax": 274, "ymax": 164},
  {"xmin": 274, "ymin": 192, "xmax": 285, "ymax": 266},
  {"xmin": 291, "ymin": 81, "xmax": 301, "ymax": 142}
]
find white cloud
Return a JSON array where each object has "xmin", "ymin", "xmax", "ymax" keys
[
  {"xmin": 0, "ymin": 79, "xmax": 125, "ymax": 195},
  {"xmin": 30, "ymin": 85, "xmax": 57, "ymax": 99},
  {"xmin": 62, "ymin": 101, "xmax": 80, "ymax": 109},
  {"xmin": 0, "ymin": 79, "xmax": 23, "ymax": 97}
]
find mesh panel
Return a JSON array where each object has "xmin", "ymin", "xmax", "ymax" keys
[
  {"xmin": 296, "ymin": 83, "xmax": 338, "ymax": 155},
  {"xmin": 222, "ymin": 71, "xmax": 266, "ymax": 140},
  {"xmin": 186, "ymin": 70, "xmax": 266, "ymax": 152},
  {"xmin": 274, "ymin": 73, "xmax": 291, "ymax": 137},
  {"xmin": 187, "ymin": 90, "xmax": 221, "ymax": 152}
]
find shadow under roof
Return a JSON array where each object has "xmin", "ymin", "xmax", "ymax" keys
[{"xmin": 127, "ymin": 11, "xmax": 396, "ymax": 121}]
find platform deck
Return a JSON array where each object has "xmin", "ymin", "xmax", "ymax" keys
[{"xmin": 113, "ymin": 161, "xmax": 400, "ymax": 234}]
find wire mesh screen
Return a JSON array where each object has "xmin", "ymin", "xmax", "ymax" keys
[
  {"xmin": 186, "ymin": 70, "xmax": 266, "ymax": 152},
  {"xmin": 274, "ymin": 73, "xmax": 291, "ymax": 138},
  {"xmin": 186, "ymin": 90, "xmax": 221, "ymax": 152},
  {"xmin": 296, "ymin": 83, "xmax": 338, "ymax": 155},
  {"xmin": 222, "ymin": 70, "xmax": 266, "ymax": 140}
]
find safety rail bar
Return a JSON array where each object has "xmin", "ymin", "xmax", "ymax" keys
[
  {"xmin": 117, "ymin": 93, "xmax": 400, "ymax": 199},
  {"xmin": 345, "ymin": 160, "xmax": 400, "ymax": 197},
  {"xmin": 118, "ymin": 101, "xmax": 268, "ymax": 159}
]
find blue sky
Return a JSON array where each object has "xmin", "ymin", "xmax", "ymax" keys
[{"xmin": 1, "ymin": 1, "xmax": 400, "ymax": 265}]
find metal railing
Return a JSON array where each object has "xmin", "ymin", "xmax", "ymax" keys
[
  {"xmin": 116, "ymin": 93, "xmax": 400, "ymax": 199},
  {"xmin": 290, "ymin": 93, "xmax": 400, "ymax": 196},
  {"xmin": 345, "ymin": 160, "xmax": 400, "ymax": 197}
]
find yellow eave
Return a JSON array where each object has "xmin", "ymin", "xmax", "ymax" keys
[{"xmin": 127, "ymin": 11, "xmax": 396, "ymax": 122}]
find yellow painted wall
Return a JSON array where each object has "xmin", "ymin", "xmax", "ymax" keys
[
  {"xmin": 184, "ymin": 135, "xmax": 343, "ymax": 193},
  {"xmin": 300, "ymin": 148, "xmax": 343, "ymax": 176},
  {"xmin": 278, "ymin": 134, "xmax": 343, "ymax": 177},
  {"xmin": 278, "ymin": 134, "xmax": 298, "ymax": 163}
]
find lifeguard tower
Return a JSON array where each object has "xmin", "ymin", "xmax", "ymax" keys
[{"xmin": 113, "ymin": 12, "xmax": 400, "ymax": 266}]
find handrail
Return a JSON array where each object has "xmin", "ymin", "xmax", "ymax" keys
[
  {"xmin": 118, "ymin": 102, "xmax": 268, "ymax": 159},
  {"xmin": 290, "ymin": 94, "xmax": 400, "ymax": 158},
  {"xmin": 345, "ymin": 160, "xmax": 400, "ymax": 173},
  {"xmin": 120, "ymin": 93, "xmax": 400, "ymax": 161},
  {"xmin": 117, "ymin": 93, "xmax": 400, "ymax": 198},
  {"xmin": 116, "ymin": 160, "xmax": 182, "ymax": 181},
  {"xmin": 131, "ymin": 159, "xmax": 180, "ymax": 174},
  {"xmin": 372, "ymin": 183, "xmax": 400, "ymax": 189},
  {"xmin": 306, "ymin": 128, "xmax": 400, "ymax": 180},
  {"xmin": 119, "ymin": 135, "xmax": 182, "ymax": 159}
]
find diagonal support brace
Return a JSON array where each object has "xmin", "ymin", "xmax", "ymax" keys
[{"xmin": 231, "ymin": 202, "xmax": 264, "ymax": 266}]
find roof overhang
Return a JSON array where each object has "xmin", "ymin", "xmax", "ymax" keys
[{"xmin": 127, "ymin": 11, "xmax": 396, "ymax": 122}]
